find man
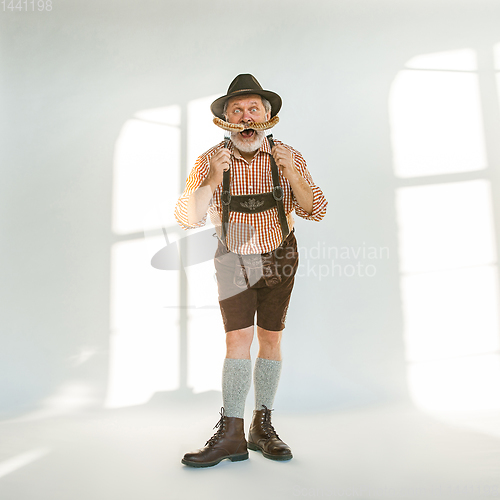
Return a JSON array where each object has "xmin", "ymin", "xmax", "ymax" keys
[{"xmin": 175, "ymin": 74, "xmax": 327, "ymax": 467}]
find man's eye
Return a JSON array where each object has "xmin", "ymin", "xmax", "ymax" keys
[{"xmin": 233, "ymin": 109, "xmax": 241, "ymax": 113}]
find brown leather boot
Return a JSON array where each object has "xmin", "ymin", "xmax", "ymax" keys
[
  {"xmin": 181, "ymin": 408, "xmax": 249, "ymax": 468},
  {"xmin": 248, "ymin": 405, "xmax": 293, "ymax": 461}
]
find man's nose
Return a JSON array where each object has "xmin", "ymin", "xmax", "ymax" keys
[{"xmin": 240, "ymin": 110, "xmax": 252, "ymax": 122}]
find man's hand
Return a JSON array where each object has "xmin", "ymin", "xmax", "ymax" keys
[
  {"xmin": 202, "ymin": 148, "xmax": 231, "ymax": 190},
  {"xmin": 187, "ymin": 148, "xmax": 231, "ymax": 225},
  {"xmin": 271, "ymin": 144, "xmax": 297, "ymax": 181}
]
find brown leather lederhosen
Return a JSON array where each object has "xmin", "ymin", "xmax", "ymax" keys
[{"xmin": 218, "ymin": 134, "xmax": 292, "ymax": 289}]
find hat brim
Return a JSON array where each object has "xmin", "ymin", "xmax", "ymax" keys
[{"xmin": 211, "ymin": 89, "xmax": 282, "ymax": 120}]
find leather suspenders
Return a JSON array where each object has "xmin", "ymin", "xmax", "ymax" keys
[
  {"xmin": 221, "ymin": 161, "xmax": 231, "ymax": 245},
  {"xmin": 220, "ymin": 134, "xmax": 290, "ymax": 247},
  {"xmin": 267, "ymin": 134, "xmax": 290, "ymax": 243}
]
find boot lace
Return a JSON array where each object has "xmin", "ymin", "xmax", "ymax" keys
[
  {"xmin": 260, "ymin": 405, "xmax": 280, "ymax": 439},
  {"xmin": 205, "ymin": 407, "xmax": 226, "ymax": 447}
]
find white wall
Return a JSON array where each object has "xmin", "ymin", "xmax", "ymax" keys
[{"xmin": 2, "ymin": 0, "xmax": 500, "ymax": 417}]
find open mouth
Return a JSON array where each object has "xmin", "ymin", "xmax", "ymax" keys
[{"xmin": 240, "ymin": 129, "xmax": 255, "ymax": 139}]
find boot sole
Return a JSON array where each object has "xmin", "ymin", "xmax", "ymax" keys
[
  {"xmin": 181, "ymin": 452, "xmax": 249, "ymax": 468},
  {"xmin": 247, "ymin": 442, "xmax": 293, "ymax": 461}
]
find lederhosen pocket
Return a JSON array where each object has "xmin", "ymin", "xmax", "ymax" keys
[
  {"xmin": 235, "ymin": 251, "xmax": 280, "ymax": 289},
  {"xmin": 234, "ymin": 229, "xmax": 297, "ymax": 290},
  {"xmin": 234, "ymin": 253, "xmax": 263, "ymax": 289}
]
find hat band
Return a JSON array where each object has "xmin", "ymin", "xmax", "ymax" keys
[{"xmin": 232, "ymin": 88, "xmax": 261, "ymax": 94}]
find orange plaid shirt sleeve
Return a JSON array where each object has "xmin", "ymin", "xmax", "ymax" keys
[{"xmin": 174, "ymin": 137, "xmax": 328, "ymax": 255}]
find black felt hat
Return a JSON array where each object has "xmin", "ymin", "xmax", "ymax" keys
[{"xmin": 210, "ymin": 74, "xmax": 282, "ymax": 120}]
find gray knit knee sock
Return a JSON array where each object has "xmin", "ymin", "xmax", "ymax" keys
[
  {"xmin": 254, "ymin": 357, "xmax": 282, "ymax": 410},
  {"xmin": 222, "ymin": 358, "xmax": 252, "ymax": 418}
]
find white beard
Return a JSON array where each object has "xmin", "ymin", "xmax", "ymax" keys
[{"xmin": 230, "ymin": 130, "xmax": 266, "ymax": 153}]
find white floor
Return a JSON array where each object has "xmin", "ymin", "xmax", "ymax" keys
[{"xmin": 0, "ymin": 399, "xmax": 499, "ymax": 500}]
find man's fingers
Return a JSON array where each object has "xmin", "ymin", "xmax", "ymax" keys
[
  {"xmin": 210, "ymin": 149, "xmax": 231, "ymax": 172},
  {"xmin": 272, "ymin": 146, "xmax": 291, "ymax": 168},
  {"xmin": 216, "ymin": 154, "xmax": 230, "ymax": 163},
  {"xmin": 214, "ymin": 148, "xmax": 230, "ymax": 160},
  {"xmin": 274, "ymin": 153, "xmax": 284, "ymax": 165}
]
